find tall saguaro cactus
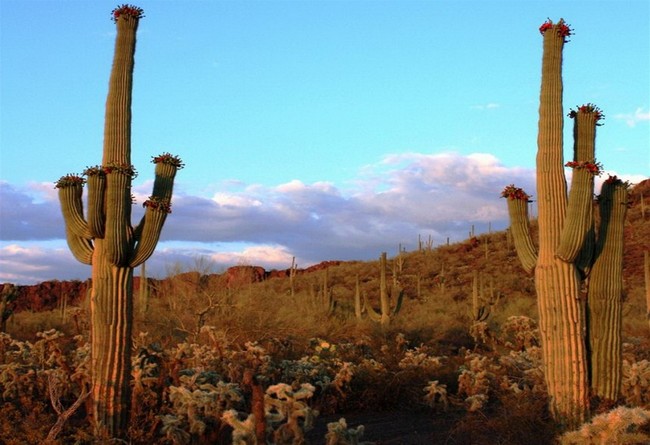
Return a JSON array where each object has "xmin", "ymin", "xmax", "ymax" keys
[
  {"xmin": 502, "ymin": 19, "xmax": 629, "ymax": 428},
  {"xmin": 55, "ymin": 5, "xmax": 183, "ymax": 439}
]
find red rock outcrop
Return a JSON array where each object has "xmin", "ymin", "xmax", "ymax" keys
[
  {"xmin": 225, "ymin": 266, "xmax": 267, "ymax": 288},
  {"xmin": 7, "ymin": 280, "xmax": 89, "ymax": 312}
]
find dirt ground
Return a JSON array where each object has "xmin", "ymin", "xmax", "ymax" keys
[{"xmin": 305, "ymin": 410, "xmax": 453, "ymax": 444}]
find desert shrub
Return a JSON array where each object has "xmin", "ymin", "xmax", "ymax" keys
[{"xmin": 559, "ymin": 406, "xmax": 650, "ymax": 445}]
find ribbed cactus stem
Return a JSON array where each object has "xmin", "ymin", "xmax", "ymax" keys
[
  {"xmin": 535, "ymin": 19, "xmax": 589, "ymax": 428},
  {"xmin": 105, "ymin": 171, "xmax": 133, "ymax": 265},
  {"xmin": 556, "ymin": 107, "xmax": 601, "ymax": 262},
  {"xmin": 588, "ymin": 178, "xmax": 628, "ymax": 401},
  {"xmin": 504, "ymin": 19, "xmax": 627, "ymax": 428},
  {"xmin": 130, "ymin": 156, "xmax": 182, "ymax": 266},
  {"xmin": 379, "ymin": 252, "xmax": 390, "ymax": 325},
  {"xmin": 86, "ymin": 171, "xmax": 106, "ymax": 238},
  {"xmin": 645, "ymin": 251, "xmax": 650, "ymax": 330},
  {"xmin": 103, "ymin": 13, "xmax": 138, "ymax": 166},
  {"xmin": 64, "ymin": 226, "xmax": 94, "ymax": 265},
  {"xmin": 537, "ymin": 20, "xmax": 569, "ymax": 252},
  {"xmin": 502, "ymin": 186, "xmax": 537, "ymax": 273},
  {"xmin": 130, "ymin": 205, "xmax": 168, "ymax": 267},
  {"xmin": 56, "ymin": 177, "xmax": 94, "ymax": 264},
  {"xmin": 472, "ymin": 270, "xmax": 478, "ymax": 314},
  {"xmin": 90, "ymin": 239, "xmax": 133, "ymax": 435},
  {"xmin": 354, "ymin": 274, "xmax": 362, "ymax": 319},
  {"xmin": 58, "ymin": 181, "xmax": 92, "ymax": 239},
  {"xmin": 56, "ymin": 5, "xmax": 183, "ymax": 439},
  {"xmin": 151, "ymin": 158, "xmax": 180, "ymax": 199},
  {"xmin": 100, "ymin": 5, "xmax": 139, "ymax": 269}
]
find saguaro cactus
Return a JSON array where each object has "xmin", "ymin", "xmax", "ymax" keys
[
  {"xmin": 55, "ymin": 5, "xmax": 183, "ymax": 439},
  {"xmin": 502, "ymin": 19, "xmax": 629, "ymax": 428},
  {"xmin": 364, "ymin": 252, "xmax": 404, "ymax": 325}
]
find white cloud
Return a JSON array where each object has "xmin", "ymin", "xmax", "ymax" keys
[
  {"xmin": 1, "ymin": 153, "xmax": 538, "ymax": 284},
  {"xmin": 471, "ymin": 103, "xmax": 500, "ymax": 110},
  {"xmin": 0, "ymin": 242, "xmax": 89, "ymax": 284},
  {"xmin": 613, "ymin": 107, "xmax": 650, "ymax": 127}
]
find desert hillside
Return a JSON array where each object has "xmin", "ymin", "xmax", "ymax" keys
[{"xmin": 1, "ymin": 179, "xmax": 648, "ymax": 444}]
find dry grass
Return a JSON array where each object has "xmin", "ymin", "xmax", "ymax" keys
[{"xmin": 2, "ymin": 182, "xmax": 648, "ymax": 444}]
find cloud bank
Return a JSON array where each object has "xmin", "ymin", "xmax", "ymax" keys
[{"xmin": 1, "ymin": 152, "xmax": 644, "ymax": 284}]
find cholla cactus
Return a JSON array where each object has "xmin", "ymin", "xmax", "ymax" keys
[
  {"xmin": 500, "ymin": 315, "xmax": 540, "ymax": 351},
  {"xmin": 222, "ymin": 410, "xmax": 257, "ymax": 445},
  {"xmin": 559, "ymin": 407, "xmax": 650, "ymax": 445},
  {"xmin": 397, "ymin": 347, "xmax": 445, "ymax": 371},
  {"xmin": 167, "ymin": 374, "xmax": 243, "ymax": 437},
  {"xmin": 55, "ymin": 5, "xmax": 183, "ymax": 438},
  {"xmin": 423, "ymin": 380, "xmax": 448, "ymax": 411},
  {"xmin": 457, "ymin": 352, "xmax": 495, "ymax": 412},
  {"xmin": 265, "ymin": 383, "xmax": 319, "ymax": 444},
  {"xmin": 621, "ymin": 359, "xmax": 650, "ymax": 406},
  {"xmin": 325, "ymin": 418, "xmax": 368, "ymax": 445}
]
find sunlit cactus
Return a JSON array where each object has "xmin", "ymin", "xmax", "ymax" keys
[
  {"xmin": 588, "ymin": 176, "xmax": 629, "ymax": 401},
  {"xmin": 364, "ymin": 252, "xmax": 404, "ymax": 325},
  {"xmin": 502, "ymin": 19, "xmax": 628, "ymax": 429},
  {"xmin": 55, "ymin": 5, "xmax": 182, "ymax": 439}
]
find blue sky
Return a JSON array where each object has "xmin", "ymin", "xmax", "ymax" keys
[{"xmin": 1, "ymin": 0, "xmax": 648, "ymax": 284}]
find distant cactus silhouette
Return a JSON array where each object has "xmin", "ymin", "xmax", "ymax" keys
[
  {"xmin": 56, "ymin": 5, "xmax": 182, "ymax": 439},
  {"xmin": 502, "ymin": 19, "xmax": 628, "ymax": 429}
]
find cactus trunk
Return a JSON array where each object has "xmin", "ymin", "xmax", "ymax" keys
[
  {"xmin": 90, "ymin": 240, "xmax": 133, "ymax": 436},
  {"xmin": 535, "ymin": 21, "xmax": 589, "ymax": 427}
]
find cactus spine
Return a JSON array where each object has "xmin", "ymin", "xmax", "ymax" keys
[
  {"xmin": 55, "ymin": 5, "xmax": 182, "ymax": 439},
  {"xmin": 503, "ymin": 19, "xmax": 629, "ymax": 428}
]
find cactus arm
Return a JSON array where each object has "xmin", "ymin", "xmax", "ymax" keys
[
  {"xmin": 588, "ymin": 177, "xmax": 628, "ymax": 400},
  {"xmin": 391, "ymin": 288, "xmax": 404, "ymax": 316},
  {"xmin": 130, "ymin": 156, "xmax": 182, "ymax": 267},
  {"xmin": 85, "ymin": 169, "xmax": 106, "ymax": 238},
  {"xmin": 502, "ymin": 185, "xmax": 537, "ymax": 273},
  {"xmin": 129, "ymin": 204, "xmax": 168, "ymax": 268},
  {"xmin": 64, "ymin": 226, "xmax": 93, "ymax": 265},
  {"xmin": 150, "ymin": 155, "xmax": 181, "ymax": 200},
  {"xmin": 56, "ymin": 177, "xmax": 92, "ymax": 239},
  {"xmin": 363, "ymin": 292, "xmax": 381, "ymax": 322},
  {"xmin": 556, "ymin": 106, "xmax": 602, "ymax": 262}
]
